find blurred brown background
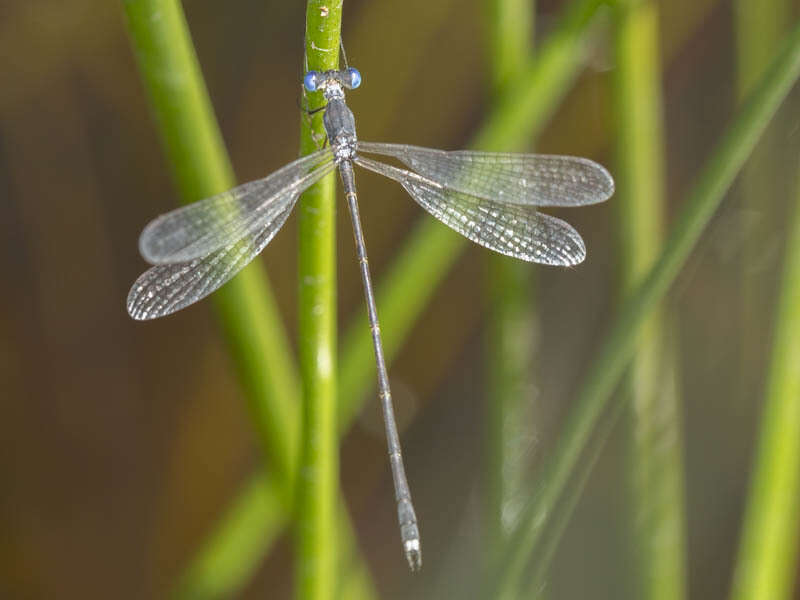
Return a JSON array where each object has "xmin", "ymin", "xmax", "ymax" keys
[{"xmin": 2, "ymin": 0, "xmax": 800, "ymax": 598}]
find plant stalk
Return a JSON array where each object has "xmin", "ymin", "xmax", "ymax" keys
[
  {"xmin": 613, "ymin": 1, "xmax": 687, "ymax": 599},
  {"xmin": 295, "ymin": 2, "xmax": 343, "ymax": 598},
  {"xmin": 483, "ymin": 0, "xmax": 537, "ymax": 582},
  {"xmin": 734, "ymin": 0, "xmax": 793, "ymax": 412}
]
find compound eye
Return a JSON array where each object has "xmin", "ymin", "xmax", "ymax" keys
[
  {"xmin": 346, "ymin": 67, "xmax": 361, "ymax": 89},
  {"xmin": 303, "ymin": 71, "xmax": 320, "ymax": 92}
]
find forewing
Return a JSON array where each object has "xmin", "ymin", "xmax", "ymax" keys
[
  {"xmin": 358, "ymin": 142, "xmax": 613, "ymax": 207},
  {"xmin": 127, "ymin": 188, "xmax": 298, "ymax": 320},
  {"xmin": 355, "ymin": 156, "xmax": 585, "ymax": 266},
  {"xmin": 139, "ymin": 148, "xmax": 334, "ymax": 264}
]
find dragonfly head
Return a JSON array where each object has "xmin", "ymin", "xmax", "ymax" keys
[{"xmin": 303, "ymin": 68, "xmax": 361, "ymax": 100}]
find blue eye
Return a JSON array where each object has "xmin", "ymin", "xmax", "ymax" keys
[
  {"xmin": 303, "ymin": 71, "xmax": 320, "ymax": 92},
  {"xmin": 346, "ymin": 68, "xmax": 361, "ymax": 89}
]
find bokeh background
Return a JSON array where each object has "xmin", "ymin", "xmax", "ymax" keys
[{"xmin": 2, "ymin": 0, "xmax": 800, "ymax": 598}]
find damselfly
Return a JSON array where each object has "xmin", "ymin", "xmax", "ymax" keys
[{"xmin": 127, "ymin": 66, "xmax": 614, "ymax": 571}]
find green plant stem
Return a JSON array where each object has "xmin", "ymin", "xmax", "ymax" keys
[
  {"xmin": 485, "ymin": 257, "xmax": 537, "ymax": 553},
  {"xmin": 734, "ymin": 0, "xmax": 793, "ymax": 410},
  {"xmin": 485, "ymin": 0, "xmax": 533, "ymax": 94},
  {"xmin": 178, "ymin": 0, "xmax": 610, "ymax": 591},
  {"xmin": 613, "ymin": 1, "xmax": 687, "ymax": 599},
  {"xmin": 295, "ymin": 3, "xmax": 342, "ymax": 599},
  {"xmin": 729, "ymin": 166, "xmax": 800, "ymax": 600},
  {"xmin": 491, "ymin": 19, "xmax": 800, "ymax": 599},
  {"xmin": 484, "ymin": 0, "xmax": 537, "ymax": 580},
  {"xmin": 614, "ymin": 0, "xmax": 665, "ymax": 294}
]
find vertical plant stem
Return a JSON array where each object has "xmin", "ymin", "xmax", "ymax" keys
[
  {"xmin": 296, "ymin": 3, "xmax": 342, "ymax": 599},
  {"xmin": 485, "ymin": 0, "xmax": 533, "ymax": 93},
  {"xmin": 613, "ymin": 1, "xmax": 687, "ymax": 599},
  {"xmin": 485, "ymin": 257, "xmax": 537, "ymax": 553},
  {"xmin": 484, "ymin": 0, "xmax": 536, "ymax": 580},
  {"xmin": 729, "ymin": 177, "xmax": 800, "ymax": 600},
  {"xmin": 734, "ymin": 0, "xmax": 793, "ymax": 409},
  {"xmin": 491, "ymin": 22, "xmax": 800, "ymax": 598}
]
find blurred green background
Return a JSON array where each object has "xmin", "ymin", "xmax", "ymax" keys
[{"xmin": 2, "ymin": 0, "xmax": 800, "ymax": 598}]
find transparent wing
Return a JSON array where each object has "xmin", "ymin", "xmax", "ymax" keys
[
  {"xmin": 355, "ymin": 156, "xmax": 586, "ymax": 266},
  {"xmin": 139, "ymin": 148, "xmax": 335, "ymax": 264},
  {"xmin": 127, "ymin": 182, "xmax": 299, "ymax": 320},
  {"xmin": 358, "ymin": 142, "xmax": 613, "ymax": 207}
]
